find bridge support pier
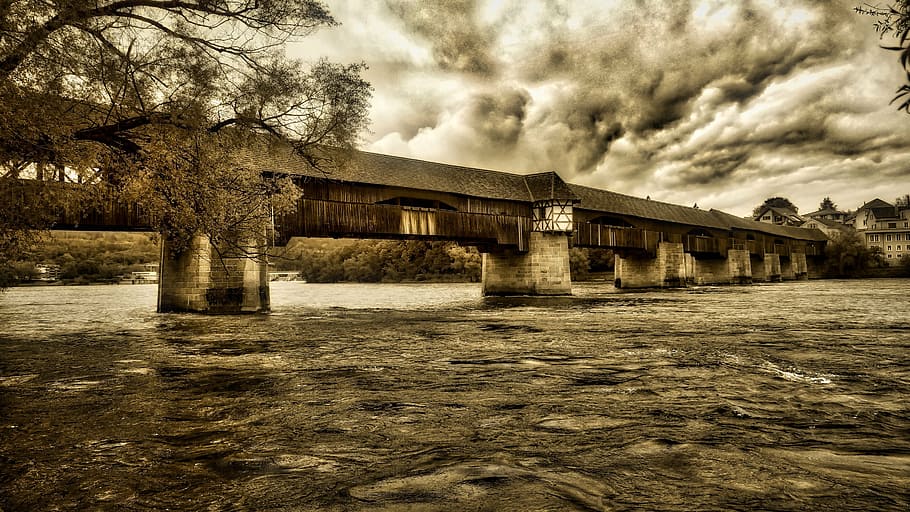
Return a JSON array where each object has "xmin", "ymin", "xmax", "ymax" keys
[
  {"xmin": 751, "ymin": 253, "xmax": 782, "ymax": 282},
  {"xmin": 791, "ymin": 252, "xmax": 808, "ymax": 280},
  {"xmin": 158, "ymin": 234, "xmax": 270, "ymax": 314},
  {"xmin": 692, "ymin": 249, "xmax": 752, "ymax": 285},
  {"xmin": 481, "ymin": 232, "xmax": 572, "ymax": 295},
  {"xmin": 614, "ymin": 242, "xmax": 687, "ymax": 289}
]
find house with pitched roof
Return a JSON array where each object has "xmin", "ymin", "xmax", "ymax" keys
[
  {"xmin": 753, "ymin": 205, "xmax": 804, "ymax": 226},
  {"xmin": 803, "ymin": 207, "xmax": 848, "ymax": 224},
  {"xmin": 800, "ymin": 217, "xmax": 852, "ymax": 239},
  {"xmin": 853, "ymin": 199, "xmax": 910, "ymax": 265}
]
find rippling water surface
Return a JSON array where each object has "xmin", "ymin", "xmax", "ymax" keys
[{"xmin": 1, "ymin": 280, "xmax": 908, "ymax": 511}]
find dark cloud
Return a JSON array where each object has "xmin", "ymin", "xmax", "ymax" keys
[
  {"xmin": 542, "ymin": 92, "xmax": 626, "ymax": 174},
  {"xmin": 385, "ymin": 0, "xmax": 498, "ymax": 76},
  {"xmin": 466, "ymin": 87, "xmax": 531, "ymax": 146},
  {"xmin": 674, "ymin": 149, "xmax": 751, "ymax": 186},
  {"xmin": 509, "ymin": 1, "xmax": 868, "ymax": 152},
  {"xmin": 318, "ymin": 0, "xmax": 910, "ymax": 214}
]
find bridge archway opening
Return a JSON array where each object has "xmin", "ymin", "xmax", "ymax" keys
[
  {"xmin": 590, "ymin": 215, "xmax": 634, "ymax": 228},
  {"xmin": 376, "ymin": 197, "xmax": 457, "ymax": 211}
]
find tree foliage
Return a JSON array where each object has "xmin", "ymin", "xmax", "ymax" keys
[
  {"xmin": 819, "ymin": 196, "xmax": 837, "ymax": 211},
  {"xmin": 856, "ymin": 1, "xmax": 910, "ymax": 112},
  {"xmin": 275, "ymin": 240, "xmax": 483, "ymax": 283},
  {"xmin": 752, "ymin": 196, "xmax": 798, "ymax": 218},
  {"xmin": 0, "ymin": 1, "xmax": 371, "ymax": 272},
  {"xmin": 1, "ymin": 231, "xmax": 160, "ymax": 286},
  {"xmin": 823, "ymin": 230, "xmax": 884, "ymax": 276}
]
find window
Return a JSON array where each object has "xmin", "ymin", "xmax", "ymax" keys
[
  {"xmin": 886, "ymin": 234, "xmax": 892, "ymax": 241},
  {"xmin": 590, "ymin": 215, "xmax": 634, "ymax": 228},
  {"xmin": 376, "ymin": 197, "xmax": 457, "ymax": 211},
  {"xmin": 898, "ymin": 245, "xmax": 903, "ymax": 252},
  {"xmin": 887, "ymin": 245, "xmax": 892, "ymax": 251},
  {"xmin": 889, "ymin": 222, "xmax": 897, "ymax": 228},
  {"xmin": 870, "ymin": 234, "xmax": 880, "ymax": 242},
  {"xmin": 888, "ymin": 254, "xmax": 893, "ymax": 259}
]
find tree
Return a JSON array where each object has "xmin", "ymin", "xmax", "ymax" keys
[
  {"xmin": 0, "ymin": 1, "xmax": 371, "ymax": 277},
  {"xmin": 856, "ymin": 1, "xmax": 910, "ymax": 112},
  {"xmin": 752, "ymin": 197, "xmax": 798, "ymax": 218},
  {"xmin": 823, "ymin": 230, "xmax": 882, "ymax": 276},
  {"xmin": 819, "ymin": 197, "xmax": 837, "ymax": 211},
  {"xmin": 900, "ymin": 254, "xmax": 910, "ymax": 276}
]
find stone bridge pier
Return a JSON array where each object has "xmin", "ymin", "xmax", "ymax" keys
[
  {"xmin": 481, "ymin": 196, "xmax": 576, "ymax": 296},
  {"xmin": 613, "ymin": 246, "xmax": 814, "ymax": 288},
  {"xmin": 691, "ymin": 249, "xmax": 752, "ymax": 285},
  {"xmin": 158, "ymin": 234, "xmax": 270, "ymax": 314},
  {"xmin": 481, "ymin": 232, "xmax": 572, "ymax": 295},
  {"xmin": 613, "ymin": 242, "xmax": 688, "ymax": 288},
  {"xmin": 752, "ymin": 253, "xmax": 782, "ymax": 282}
]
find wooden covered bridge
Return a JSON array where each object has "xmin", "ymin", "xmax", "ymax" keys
[{"xmin": 43, "ymin": 143, "xmax": 828, "ymax": 312}]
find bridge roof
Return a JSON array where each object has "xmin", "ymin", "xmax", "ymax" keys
[
  {"xmin": 243, "ymin": 144, "xmax": 576, "ymax": 203},
  {"xmin": 569, "ymin": 184, "xmax": 827, "ymax": 241},
  {"xmin": 241, "ymin": 142, "xmax": 825, "ymax": 242}
]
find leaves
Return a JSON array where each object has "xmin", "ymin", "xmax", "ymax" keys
[
  {"xmin": 856, "ymin": 1, "xmax": 910, "ymax": 112},
  {"xmin": 0, "ymin": 1, "xmax": 372, "ymax": 263}
]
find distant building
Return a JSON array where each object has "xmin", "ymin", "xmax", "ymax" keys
[
  {"xmin": 850, "ymin": 198, "xmax": 894, "ymax": 231},
  {"xmin": 853, "ymin": 198, "xmax": 910, "ymax": 266},
  {"xmin": 268, "ymin": 271, "xmax": 303, "ymax": 282},
  {"xmin": 800, "ymin": 217, "xmax": 852, "ymax": 239},
  {"xmin": 35, "ymin": 264, "xmax": 61, "ymax": 281},
  {"xmin": 753, "ymin": 205, "xmax": 803, "ymax": 226},
  {"xmin": 127, "ymin": 271, "xmax": 158, "ymax": 283},
  {"xmin": 803, "ymin": 207, "xmax": 848, "ymax": 224}
]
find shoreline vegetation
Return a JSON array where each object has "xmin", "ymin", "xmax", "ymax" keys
[
  {"xmin": 3, "ymin": 232, "xmax": 908, "ymax": 288},
  {"xmin": 2, "ymin": 232, "xmax": 614, "ymax": 287}
]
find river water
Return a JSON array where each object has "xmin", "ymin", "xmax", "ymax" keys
[{"xmin": 1, "ymin": 280, "xmax": 908, "ymax": 511}]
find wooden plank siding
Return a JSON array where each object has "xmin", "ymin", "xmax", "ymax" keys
[
  {"xmin": 53, "ymin": 199, "xmax": 153, "ymax": 231},
  {"xmin": 295, "ymin": 178, "xmax": 529, "ymax": 217},
  {"xmin": 275, "ymin": 198, "xmax": 532, "ymax": 250},
  {"xmin": 3, "ymin": 180, "xmax": 154, "ymax": 231}
]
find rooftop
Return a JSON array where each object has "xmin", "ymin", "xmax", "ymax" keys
[{"xmin": 235, "ymin": 142, "xmax": 826, "ymax": 242}]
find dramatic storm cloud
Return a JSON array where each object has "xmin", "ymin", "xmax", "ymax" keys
[{"xmin": 294, "ymin": 0, "xmax": 910, "ymax": 216}]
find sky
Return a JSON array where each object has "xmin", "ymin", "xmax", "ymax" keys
[{"xmin": 291, "ymin": 0, "xmax": 909, "ymax": 217}]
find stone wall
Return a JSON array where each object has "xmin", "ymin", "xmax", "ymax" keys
[
  {"xmin": 764, "ymin": 253, "xmax": 782, "ymax": 282},
  {"xmin": 727, "ymin": 249, "xmax": 753, "ymax": 285},
  {"xmin": 158, "ymin": 234, "xmax": 270, "ymax": 314},
  {"xmin": 481, "ymin": 232, "xmax": 572, "ymax": 295},
  {"xmin": 614, "ymin": 242, "xmax": 686, "ymax": 288},
  {"xmin": 694, "ymin": 257, "xmax": 728, "ymax": 285},
  {"xmin": 691, "ymin": 250, "xmax": 751, "ymax": 285},
  {"xmin": 791, "ymin": 252, "xmax": 808, "ymax": 280},
  {"xmin": 684, "ymin": 253, "xmax": 697, "ymax": 286}
]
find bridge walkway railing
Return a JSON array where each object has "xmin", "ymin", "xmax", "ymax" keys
[{"xmin": 572, "ymin": 222, "xmax": 824, "ymax": 257}]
